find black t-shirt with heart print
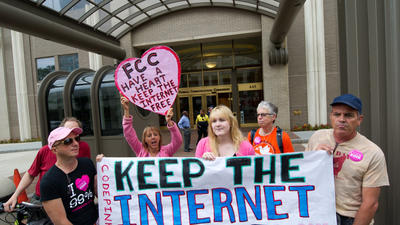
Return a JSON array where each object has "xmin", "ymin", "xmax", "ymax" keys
[{"xmin": 40, "ymin": 157, "xmax": 98, "ymax": 225}]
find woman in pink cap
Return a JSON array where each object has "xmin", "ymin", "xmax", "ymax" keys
[{"xmin": 40, "ymin": 126, "xmax": 98, "ymax": 225}]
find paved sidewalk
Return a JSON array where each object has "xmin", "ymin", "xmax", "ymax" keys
[
  {"xmin": 0, "ymin": 142, "xmax": 42, "ymax": 154},
  {"xmin": 0, "ymin": 129, "xmax": 314, "ymax": 155}
]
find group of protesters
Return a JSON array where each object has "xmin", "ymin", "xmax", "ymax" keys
[{"xmin": 3, "ymin": 93, "xmax": 389, "ymax": 225}]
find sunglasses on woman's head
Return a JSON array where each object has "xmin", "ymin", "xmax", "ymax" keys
[{"xmin": 57, "ymin": 136, "xmax": 80, "ymax": 146}]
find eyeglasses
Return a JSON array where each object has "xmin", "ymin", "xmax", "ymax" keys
[
  {"xmin": 57, "ymin": 136, "xmax": 80, "ymax": 146},
  {"xmin": 257, "ymin": 113, "xmax": 274, "ymax": 117}
]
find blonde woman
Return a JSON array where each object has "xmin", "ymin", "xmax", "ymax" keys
[{"xmin": 195, "ymin": 105, "xmax": 255, "ymax": 160}]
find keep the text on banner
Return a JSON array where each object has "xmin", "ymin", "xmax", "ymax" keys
[{"xmin": 97, "ymin": 151, "xmax": 336, "ymax": 225}]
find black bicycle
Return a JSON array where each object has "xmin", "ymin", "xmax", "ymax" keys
[{"xmin": 0, "ymin": 202, "xmax": 52, "ymax": 225}]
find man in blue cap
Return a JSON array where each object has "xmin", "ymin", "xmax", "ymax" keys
[{"xmin": 306, "ymin": 94, "xmax": 389, "ymax": 225}]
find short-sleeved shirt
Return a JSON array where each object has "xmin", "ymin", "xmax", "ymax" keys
[
  {"xmin": 247, "ymin": 127, "xmax": 294, "ymax": 154},
  {"xmin": 195, "ymin": 114, "xmax": 209, "ymax": 130},
  {"xmin": 28, "ymin": 141, "xmax": 91, "ymax": 196},
  {"xmin": 306, "ymin": 129, "xmax": 389, "ymax": 218},
  {"xmin": 40, "ymin": 158, "xmax": 98, "ymax": 225}
]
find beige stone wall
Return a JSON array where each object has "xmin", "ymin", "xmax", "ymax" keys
[
  {"xmin": 261, "ymin": 16, "xmax": 291, "ymax": 130},
  {"xmin": 23, "ymin": 34, "xmax": 39, "ymax": 139},
  {"xmin": 287, "ymin": 1, "xmax": 340, "ymax": 128},
  {"xmin": 323, "ymin": 0, "xmax": 340, "ymax": 111},
  {"xmin": 287, "ymin": 8, "xmax": 308, "ymax": 128},
  {"xmin": 1, "ymin": 29, "xmax": 18, "ymax": 139},
  {"xmin": 130, "ymin": 7, "xmax": 261, "ymax": 47}
]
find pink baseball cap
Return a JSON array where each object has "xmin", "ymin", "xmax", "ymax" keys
[{"xmin": 47, "ymin": 127, "xmax": 83, "ymax": 149}]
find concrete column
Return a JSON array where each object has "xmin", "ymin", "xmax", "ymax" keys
[
  {"xmin": 304, "ymin": 0, "xmax": 327, "ymax": 126},
  {"xmin": 11, "ymin": 30, "xmax": 31, "ymax": 141},
  {"xmin": 262, "ymin": 15, "xmax": 291, "ymax": 130},
  {"xmin": 0, "ymin": 28, "xmax": 11, "ymax": 140},
  {"xmin": 86, "ymin": 4, "xmax": 103, "ymax": 71},
  {"xmin": 89, "ymin": 52, "xmax": 102, "ymax": 70}
]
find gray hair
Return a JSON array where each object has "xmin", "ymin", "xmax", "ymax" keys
[
  {"xmin": 257, "ymin": 101, "xmax": 278, "ymax": 123},
  {"xmin": 59, "ymin": 117, "xmax": 82, "ymax": 128}
]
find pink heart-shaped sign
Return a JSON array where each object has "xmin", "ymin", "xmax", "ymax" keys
[
  {"xmin": 115, "ymin": 46, "xmax": 181, "ymax": 115},
  {"xmin": 75, "ymin": 175, "xmax": 90, "ymax": 191}
]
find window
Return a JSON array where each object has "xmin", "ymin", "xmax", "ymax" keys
[
  {"xmin": 204, "ymin": 71, "xmax": 218, "ymax": 86},
  {"xmin": 234, "ymin": 37, "xmax": 262, "ymax": 67},
  {"xmin": 239, "ymin": 90, "xmax": 263, "ymax": 124},
  {"xmin": 237, "ymin": 67, "xmax": 262, "ymax": 83},
  {"xmin": 36, "ymin": 57, "xmax": 55, "ymax": 81},
  {"xmin": 180, "ymin": 73, "xmax": 188, "ymax": 88},
  {"xmin": 219, "ymin": 70, "xmax": 232, "ymax": 85},
  {"xmin": 170, "ymin": 37, "xmax": 261, "ymax": 88},
  {"xmin": 188, "ymin": 72, "xmax": 202, "ymax": 87},
  {"xmin": 71, "ymin": 72, "xmax": 94, "ymax": 136},
  {"xmin": 202, "ymin": 41, "xmax": 233, "ymax": 69},
  {"xmin": 59, "ymin": 54, "xmax": 79, "ymax": 72},
  {"xmin": 46, "ymin": 76, "xmax": 67, "ymax": 131},
  {"xmin": 43, "ymin": 0, "xmax": 72, "ymax": 12},
  {"xmin": 173, "ymin": 44, "xmax": 202, "ymax": 71},
  {"xmin": 99, "ymin": 71, "xmax": 123, "ymax": 136}
]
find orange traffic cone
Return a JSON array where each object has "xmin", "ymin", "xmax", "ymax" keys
[{"xmin": 13, "ymin": 169, "xmax": 28, "ymax": 203}]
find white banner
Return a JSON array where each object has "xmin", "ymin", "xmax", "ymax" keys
[{"xmin": 97, "ymin": 151, "xmax": 336, "ymax": 225}]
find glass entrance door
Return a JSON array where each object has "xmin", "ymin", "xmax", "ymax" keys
[
  {"xmin": 217, "ymin": 93, "xmax": 232, "ymax": 108},
  {"xmin": 192, "ymin": 96, "xmax": 203, "ymax": 125},
  {"xmin": 178, "ymin": 96, "xmax": 189, "ymax": 119},
  {"xmin": 176, "ymin": 94, "xmax": 217, "ymax": 127}
]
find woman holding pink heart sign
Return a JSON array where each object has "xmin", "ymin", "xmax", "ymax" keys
[
  {"xmin": 121, "ymin": 96, "xmax": 182, "ymax": 157},
  {"xmin": 195, "ymin": 105, "xmax": 255, "ymax": 160}
]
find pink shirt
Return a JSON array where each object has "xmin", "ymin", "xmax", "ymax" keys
[
  {"xmin": 195, "ymin": 137, "xmax": 255, "ymax": 158},
  {"xmin": 123, "ymin": 116, "xmax": 182, "ymax": 157},
  {"xmin": 28, "ymin": 141, "xmax": 91, "ymax": 196}
]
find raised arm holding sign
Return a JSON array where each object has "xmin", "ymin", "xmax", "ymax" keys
[{"xmin": 121, "ymin": 96, "xmax": 182, "ymax": 157}]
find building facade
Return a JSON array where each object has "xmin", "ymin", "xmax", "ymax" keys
[
  {"xmin": 1, "ymin": 0, "xmax": 400, "ymax": 223},
  {"xmin": 0, "ymin": 2, "xmax": 340, "ymax": 142}
]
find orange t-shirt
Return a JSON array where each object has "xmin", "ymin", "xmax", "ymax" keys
[{"xmin": 247, "ymin": 127, "xmax": 294, "ymax": 154}]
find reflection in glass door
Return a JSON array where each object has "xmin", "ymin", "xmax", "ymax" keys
[
  {"xmin": 179, "ymin": 97, "xmax": 189, "ymax": 116},
  {"xmin": 192, "ymin": 96, "xmax": 202, "ymax": 123},
  {"xmin": 218, "ymin": 93, "xmax": 232, "ymax": 108},
  {"xmin": 207, "ymin": 95, "xmax": 216, "ymax": 109},
  {"xmin": 176, "ymin": 95, "xmax": 217, "ymax": 127}
]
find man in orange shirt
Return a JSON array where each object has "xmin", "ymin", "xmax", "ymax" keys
[{"xmin": 248, "ymin": 101, "xmax": 294, "ymax": 154}]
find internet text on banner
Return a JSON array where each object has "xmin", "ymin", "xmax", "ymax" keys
[{"xmin": 97, "ymin": 151, "xmax": 336, "ymax": 225}]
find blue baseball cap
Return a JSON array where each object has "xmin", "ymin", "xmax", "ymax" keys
[{"xmin": 330, "ymin": 94, "xmax": 362, "ymax": 114}]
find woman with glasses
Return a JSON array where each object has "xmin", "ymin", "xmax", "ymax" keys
[
  {"xmin": 248, "ymin": 101, "xmax": 294, "ymax": 155},
  {"xmin": 40, "ymin": 126, "xmax": 98, "ymax": 225},
  {"xmin": 121, "ymin": 96, "xmax": 182, "ymax": 157},
  {"xmin": 195, "ymin": 105, "xmax": 254, "ymax": 160}
]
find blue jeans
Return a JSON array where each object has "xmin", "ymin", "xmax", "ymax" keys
[{"xmin": 337, "ymin": 213, "xmax": 354, "ymax": 225}]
